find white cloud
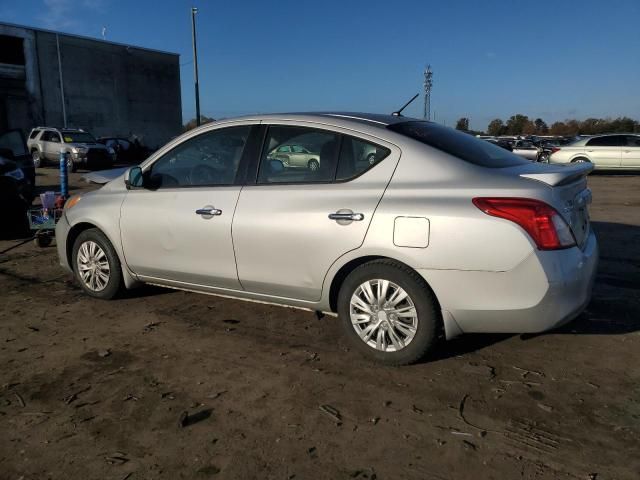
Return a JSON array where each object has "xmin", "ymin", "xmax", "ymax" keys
[{"xmin": 38, "ymin": 0, "xmax": 108, "ymax": 31}]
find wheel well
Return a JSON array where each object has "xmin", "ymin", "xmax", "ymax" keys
[
  {"xmin": 571, "ymin": 156, "xmax": 590, "ymax": 162},
  {"xmin": 65, "ymin": 222, "xmax": 98, "ymax": 269},
  {"xmin": 328, "ymin": 256, "xmax": 442, "ymax": 315}
]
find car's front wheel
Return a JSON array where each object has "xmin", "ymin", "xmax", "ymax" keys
[
  {"xmin": 31, "ymin": 150, "xmax": 42, "ymax": 168},
  {"xmin": 338, "ymin": 260, "xmax": 439, "ymax": 365},
  {"xmin": 72, "ymin": 228, "xmax": 123, "ymax": 299},
  {"xmin": 308, "ymin": 159, "xmax": 319, "ymax": 171},
  {"xmin": 66, "ymin": 155, "xmax": 76, "ymax": 172}
]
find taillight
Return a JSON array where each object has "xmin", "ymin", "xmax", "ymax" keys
[
  {"xmin": 472, "ymin": 197, "xmax": 576, "ymax": 250},
  {"xmin": 551, "ymin": 147, "xmax": 561, "ymax": 154}
]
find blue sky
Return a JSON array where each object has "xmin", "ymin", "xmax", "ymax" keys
[{"xmin": 2, "ymin": 0, "xmax": 639, "ymax": 130}]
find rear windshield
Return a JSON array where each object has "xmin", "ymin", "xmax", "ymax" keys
[
  {"xmin": 61, "ymin": 131, "xmax": 96, "ymax": 143},
  {"xmin": 388, "ymin": 121, "xmax": 529, "ymax": 168}
]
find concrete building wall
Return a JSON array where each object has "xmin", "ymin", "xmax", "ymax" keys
[{"xmin": 0, "ymin": 23, "xmax": 182, "ymax": 149}]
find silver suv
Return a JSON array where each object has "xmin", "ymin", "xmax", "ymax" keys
[{"xmin": 27, "ymin": 127, "xmax": 116, "ymax": 172}]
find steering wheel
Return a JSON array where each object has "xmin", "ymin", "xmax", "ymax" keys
[{"xmin": 189, "ymin": 163, "xmax": 220, "ymax": 185}]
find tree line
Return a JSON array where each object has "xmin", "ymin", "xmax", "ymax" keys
[{"xmin": 455, "ymin": 115, "xmax": 640, "ymax": 136}]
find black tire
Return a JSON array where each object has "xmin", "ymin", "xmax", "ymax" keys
[
  {"xmin": 34, "ymin": 234, "xmax": 52, "ymax": 248},
  {"xmin": 337, "ymin": 260, "xmax": 440, "ymax": 366},
  {"xmin": 571, "ymin": 157, "xmax": 590, "ymax": 163},
  {"xmin": 72, "ymin": 228, "xmax": 123, "ymax": 299},
  {"xmin": 66, "ymin": 156, "xmax": 76, "ymax": 173},
  {"xmin": 308, "ymin": 159, "xmax": 319, "ymax": 171}
]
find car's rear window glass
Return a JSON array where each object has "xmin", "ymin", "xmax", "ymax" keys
[
  {"xmin": 61, "ymin": 131, "xmax": 96, "ymax": 143},
  {"xmin": 29, "ymin": 130, "xmax": 40, "ymax": 139},
  {"xmin": 586, "ymin": 135, "xmax": 626, "ymax": 147},
  {"xmin": 388, "ymin": 121, "xmax": 529, "ymax": 168}
]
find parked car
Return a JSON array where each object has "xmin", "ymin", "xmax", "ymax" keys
[
  {"xmin": 549, "ymin": 134, "xmax": 640, "ymax": 169},
  {"xmin": 97, "ymin": 137, "xmax": 153, "ymax": 164},
  {"xmin": 55, "ymin": 113, "xmax": 597, "ymax": 365},
  {"xmin": 27, "ymin": 127, "xmax": 116, "ymax": 172},
  {"xmin": 511, "ymin": 140, "xmax": 541, "ymax": 161},
  {"xmin": 0, "ymin": 129, "xmax": 34, "ymax": 237},
  {"xmin": 268, "ymin": 143, "xmax": 321, "ymax": 170},
  {"xmin": 486, "ymin": 138, "xmax": 513, "ymax": 151}
]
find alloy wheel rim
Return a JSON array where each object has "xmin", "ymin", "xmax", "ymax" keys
[
  {"xmin": 349, "ymin": 279, "xmax": 418, "ymax": 352},
  {"xmin": 77, "ymin": 241, "xmax": 110, "ymax": 292},
  {"xmin": 32, "ymin": 152, "xmax": 40, "ymax": 166}
]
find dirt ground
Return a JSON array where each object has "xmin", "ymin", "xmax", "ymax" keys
[{"xmin": 1, "ymin": 167, "xmax": 639, "ymax": 480}]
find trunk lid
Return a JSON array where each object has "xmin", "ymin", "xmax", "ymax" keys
[{"xmin": 504, "ymin": 162, "xmax": 593, "ymax": 248}]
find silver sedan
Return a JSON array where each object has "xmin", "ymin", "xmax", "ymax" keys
[{"xmin": 55, "ymin": 113, "xmax": 598, "ymax": 365}]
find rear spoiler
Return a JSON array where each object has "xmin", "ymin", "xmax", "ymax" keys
[{"xmin": 518, "ymin": 162, "xmax": 593, "ymax": 187}]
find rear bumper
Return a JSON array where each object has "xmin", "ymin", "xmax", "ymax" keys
[{"xmin": 419, "ymin": 230, "xmax": 598, "ymax": 335}]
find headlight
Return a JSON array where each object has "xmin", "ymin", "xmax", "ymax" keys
[
  {"xmin": 65, "ymin": 195, "xmax": 82, "ymax": 210},
  {"xmin": 71, "ymin": 147, "xmax": 88, "ymax": 154},
  {"xmin": 4, "ymin": 168, "xmax": 24, "ymax": 181}
]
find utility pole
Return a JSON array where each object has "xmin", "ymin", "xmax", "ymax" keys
[
  {"xmin": 191, "ymin": 7, "xmax": 201, "ymax": 126},
  {"xmin": 423, "ymin": 65, "xmax": 433, "ymax": 121}
]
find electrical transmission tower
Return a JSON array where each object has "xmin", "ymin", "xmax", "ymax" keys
[{"xmin": 423, "ymin": 65, "xmax": 433, "ymax": 120}]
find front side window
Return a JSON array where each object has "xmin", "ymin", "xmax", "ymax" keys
[
  {"xmin": 260, "ymin": 126, "xmax": 339, "ymax": 183},
  {"xmin": 388, "ymin": 121, "xmax": 529, "ymax": 168},
  {"xmin": 146, "ymin": 126, "xmax": 250, "ymax": 189},
  {"xmin": 49, "ymin": 133, "xmax": 61, "ymax": 143},
  {"xmin": 586, "ymin": 136, "xmax": 626, "ymax": 147}
]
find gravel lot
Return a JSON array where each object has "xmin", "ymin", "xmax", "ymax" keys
[{"xmin": 1, "ymin": 167, "xmax": 639, "ymax": 480}]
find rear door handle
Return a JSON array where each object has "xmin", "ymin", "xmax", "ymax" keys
[
  {"xmin": 329, "ymin": 212, "xmax": 364, "ymax": 221},
  {"xmin": 196, "ymin": 207, "xmax": 222, "ymax": 216}
]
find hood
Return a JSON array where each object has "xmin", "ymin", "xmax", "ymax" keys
[
  {"xmin": 82, "ymin": 167, "xmax": 128, "ymax": 184},
  {"xmin": 69, "ymin": 142, "xmax": 107, "ymax": 149}
]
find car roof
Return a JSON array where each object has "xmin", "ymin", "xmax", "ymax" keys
[
  {"xmin": 191, "ymin": 112, "xmax": 427, "ymax": 139},
  {"xmin": 214, "ymin": 112, "xmax": 420, "ymax": 128}
]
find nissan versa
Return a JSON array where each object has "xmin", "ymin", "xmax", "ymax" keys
[{"xmin": 55, "ymin": 113, "xmax": 598, "ymax": 365}]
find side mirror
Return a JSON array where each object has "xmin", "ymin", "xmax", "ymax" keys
[
  {"xmin": 268, "ymin": 159, "xmax": 285, "ymax": 174},
  {"xmin": 125, "ymin": 166, "xmax": 144, "ymax": 189}
]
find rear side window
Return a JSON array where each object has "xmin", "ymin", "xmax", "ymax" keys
[
  {"xmin": 586, "ymin": 136, "xmax": 627, "ymax": 147},
  {"xmin": 626, "ymin": 136, "xmax": 640, "ymax": 147},
  {"xmin": 29, "ymin": 129, "xmax": 41, "ymax": 139},
  {"xmin": 258, "ymin": 126, "xmax": 339, "ymax": 183},
  {"xmin": 336, "ymin": 136, "xmax": 390, "ymax": 181},
  {"xmin": 257, "ymin": 126, "xmax": 391, "ymax": 184},
  {"xmin": 388, "ymin": 121, "xmax": 529, "ymax": 168}
]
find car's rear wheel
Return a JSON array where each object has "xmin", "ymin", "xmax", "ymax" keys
[
  {"xmin": 308, "ymin": 159, "xmax": 319, "ymax": 171},
  {"xmin": 337, "ymin": 260, "xmax": 439, "ymax": 365},
  {"xmin": 31, "ymin": 150, "xmax": 42, "ymax": 168},
  {"xmin": 72, "ymin": 228, "xmax": 123, "ymax": 299},
  {"xmin": 572, "ymin": 157, "xmax": 589, "ymax": 163}
]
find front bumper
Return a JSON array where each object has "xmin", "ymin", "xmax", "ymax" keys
[
  {"xmin": 55, "ymin": 212, "xmax": 73, "ymax": 273},
  {"xmin": 420, "ymin": 230, "xmax": 598, "ymax": 335}
]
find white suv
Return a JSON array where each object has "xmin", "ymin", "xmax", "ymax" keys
[
  {"xmin": 27, "ymin": 127, "xmax": 116, "ymax": 172},
  {"xmin": 549, "ymin": 134, "xmax": 640, "ymax": 170}
]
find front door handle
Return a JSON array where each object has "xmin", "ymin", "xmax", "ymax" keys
[
  {"xmin": 196, "ymin": 207, "xmax": 222, "ymax": 216},
  {"xmin": 329, "ymin": 212, "xmax": 364, "ymax": 221}
]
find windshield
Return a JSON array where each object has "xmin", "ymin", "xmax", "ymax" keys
[
  {"xmin": 388, "ymin": 121, "xmax": 529, "ymax": 168},
  {"xmin": 62, "ymin": 131, "xmax": 96, "ymax": 143}
]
